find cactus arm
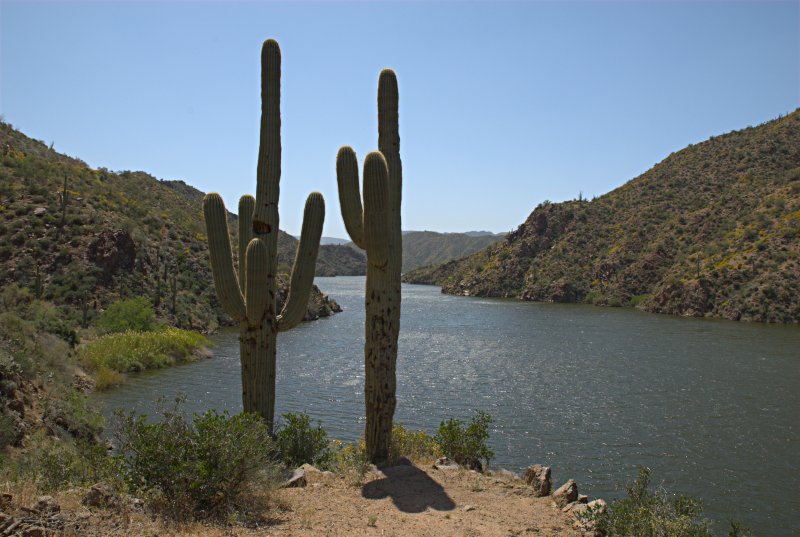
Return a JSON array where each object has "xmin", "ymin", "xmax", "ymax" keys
[
  {"xmin": 245, "ymin": 238, "xmax": 270, "ymax": 326},
  {"xmin": 336, "ymin": 146, "xmax": 366, "ymax": 249},
  {"xmin": 203, "ymin": 193, "xmax": 247, "ymax": 321},
  {"xmin": 253, "ymin": 39, "xmax": 281, "ymax": 238},
  {"xmin": 278, "ymin": 192, "xmax": 325, "ymax": 332},
  {"xmin": 238, "ymin": 195, "xmax": 255, "ymax": 293},
  {"xmin": 363, "ymin": 152, "xmax": 389, "ymax": 268}
]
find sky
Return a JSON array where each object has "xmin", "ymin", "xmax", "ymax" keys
[{"xmin": 1, "ymin": 1, "xmax": 798, "ymax": 238}]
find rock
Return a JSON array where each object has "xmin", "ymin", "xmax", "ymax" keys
[
  {"xmin": 562, "ymin": 502, "xmax": 588, "ymax": 515},
  {"xmin": 465, "ymin": 459, "xmax": 484, "ymax": 472},
  {"xmin": 587, "ymin": 499, "xmax": 607, "ymax": 513},
  {"xmin": 130, "ymin": 498, "xmax": 145, "ymax": 511},
  {"xmin": 300, "ymin": 463, "xmax": 321, "ymax": 475},
  {"xmin": 495, "ymin": 468, "xmax": 520, "ymax": 480},
  {"xmin": 463, "ymin": 505, "xmax": 476, "ymax": 512},
  {"xmin": 33, "ymin": 207, "xmax": 46, "ymax": 216},
  {"xmin": 552, "ymin": 479, "xmax": 578, "ymax": 508},
  {"xmin": 21, "ymin": 526, "xmax": 46, "ymax": 537},
  {"xmin": 0, "ymin": 379, "xmax": 19, "ymax": 398},
  {"xmin": 281, "ymin": 468, "xmax": 307, "ymax": 488},
  {"xmin": 87, "ymin": 229, "xmax": 136, "ymax": 283},
  {"xmin": 574, "ymin": 500, "xmax": 606, "ymax": 535},
  {"xmin": 433, "ymin": 457, "xmax": 460, "ymax": 471},
  {"xmin": 83, "ymin": 482, "xmax": 120, "ymax": 509},
  {"xmin": 578, "ymin": 494, "xmax": 589, "ymax": 504},
  {"xmin": 33, "ymin": 495, "xmax": 60, "ymax": 514},
  {"xmin": 6, "ymin": 399, "xmax": 25, "ymax": 417},
  {"xmin": 523, "ymin": 464, "xmax": 551, "ymax": 497}
]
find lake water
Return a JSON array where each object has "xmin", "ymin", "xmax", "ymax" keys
[{"xmin": 94, "ymin": 276, "xmax": 800, "ymax": 535}]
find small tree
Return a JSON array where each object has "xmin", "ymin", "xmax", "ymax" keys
[
  {"xmin": 434, "ymin": 411, "xmax": 494, "ymax": 470},
  {"xmin": 97, "ymin": 297, "xmax": 156, "ymax": 333}
]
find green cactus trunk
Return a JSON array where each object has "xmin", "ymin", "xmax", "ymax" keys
[
  {"xmin": 203, "ymin": 39, "xmax": 324, "ymax": 431},
  {"xmin": 336, "ymin": 69, "xmax": 402, "ymax": 463}
]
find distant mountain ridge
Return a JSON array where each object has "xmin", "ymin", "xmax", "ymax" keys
[
  {"xmin": 404, "ymin": 110, "xmax": 800, "ymax": 323},
  {"xmin": 343, "ymin": 230, "xmax": 504, "ymax": 274}
]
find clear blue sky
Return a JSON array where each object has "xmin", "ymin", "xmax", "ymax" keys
[{"xmin": 1, "ymin": 1, "xmax": 798, "ymax": 238}]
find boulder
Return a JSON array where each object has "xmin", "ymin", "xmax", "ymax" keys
[
  {"xmin": 563, "ymin": 502, "xmax": 588, "ymax": 515},
  {"xmin": 433, "ymin": 457, "xmax": 460, "ymax": 471},
  {"xmin": 33, "ymin": 207, "xmax": 46, "ymax": 216},
  {"xmin": 6, "ymin": 399, "xmax": 25, "ymax": 417},
  {"xmin": 578, "ymin": 494, "xmax": 589, "ymax": 504},
  {"xmin": 33, "ymin": 496, "xmax": 60, "ymax": 514},
  {"xmin": 281, "ymin": 468, "xmax": 307, "ymax": 488},
  {"xmin": 523, "ymin": 464, "xmax": 551, "ymax": 497},
  {"xmin": 552, "ymin": 479, "xmax": 578, "ymax": 508},
  {"xmin": 82, "ymin": 482, "xmax": 120, "ymax": 509},
  {"xmin": 87, "ymin": 229, "xmax": 136, "ymax": 283},
  {"xmin": 587, "ymin": 498, "xmax": 607, "ymax": 512}
]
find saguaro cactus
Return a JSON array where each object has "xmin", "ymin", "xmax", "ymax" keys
[
  {"xmin": 203, "ymin": 39, "xmax": 325, "ymax": 430},
  {"xmin": 336, "ymin": 69, "xmax": 402, "ymax": 463}
]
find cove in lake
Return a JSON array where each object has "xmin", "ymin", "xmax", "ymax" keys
[{"xmin": 94, "ymin": 276, "xmax": 800, "ymax": 535}]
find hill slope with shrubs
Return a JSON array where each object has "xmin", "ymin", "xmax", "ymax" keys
[
  {"xmin": 0, "ymin": 121, "xmax": 339, "ymax": 331},
  {"xmin": 403, "ymin": 111, "xmax": 800, "ymax": 323}
]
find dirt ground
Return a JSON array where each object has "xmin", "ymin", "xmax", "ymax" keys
[
  {"xmin": 1, "ymin": 463, "xmax": 589, "ymax": 536},
  {"xmin": 269, "ymin": 463, "xmax": 587, "ymax": 537}
]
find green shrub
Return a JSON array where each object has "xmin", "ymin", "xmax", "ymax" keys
[
  {"xmin": 275, "ymin": 412, "xmax": 331, "ymax": 469},
  {"xmin": 389, "ymin": 422, "xmax": 441, "ymax": 464},
  {"xmin": 577, "ymin": 467, "xmax": 714, "ymax": 537},
  {"xmin": 97, "ymin": 297, "xmax": 157, "ymax": 333},
  {"xmin": 0, "ymin": 413, "xmax": 20, "ymax": 448},
  {"xmin": 8, "ymin": 431, "xmax": 113, "ymax": 492},
  {"xmin": 329, "ymin": 439, "xmax": 370, "ymax": 486},
  {"xmin": 43, "ymin": 388, "xmax": 105, "ymax": 441},
  {"xmin": 77, "ymin": 327, "xmax": 209, "ymax": 376},
  {"xmin": 434, "ymin": 411, "xmax": 494, "ymax": 470},
  {"xmin": 114, "ymin": 399, "xmax": 278, "ymax": 519}
]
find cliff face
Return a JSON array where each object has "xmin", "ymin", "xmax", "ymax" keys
[
  {"xmin": 0, "ymin": 122, "xmax": 339, "ymax": 331},
  {"xmin": 404, "ymin": 111, "xmax": 800, "ymax": 323}
]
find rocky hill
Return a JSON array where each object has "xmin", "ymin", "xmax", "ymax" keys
[
  {"xmin": 0, "ymin": 121, "xmax": 340, "ymax": 331},
  {"xmin": 404, "ymin": 111, "xmax": 800, "ymax": 323}
]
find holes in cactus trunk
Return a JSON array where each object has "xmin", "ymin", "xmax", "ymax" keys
[{"xmin": 253, "ymin": 221, "xmax": 271, "ymax": 234}]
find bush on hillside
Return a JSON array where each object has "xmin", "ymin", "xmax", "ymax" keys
[
  {"xmin": 434, "ymin": 411, "xmax": 494, "ymax": 470},
  {"xmin": 275, "ymin": 412, "xmax": 331, "ymax": 468},
  {"xmin": 77, "ymin": 327, "xmax": 209, "ymax": 383},
  {"xmin": 389, "ymin": 422, "xmax": 441, "ymax": 464},
  {"xmin": 576, "ymin": 467, "xmax": 716, "ymax": 537},
  {"xmin": 114, "ymin": 399, "xmax": 279, "ymax": 519},
  {"xmin": 97, "ymin": 297, "xmax": 157, "ymax": 333}
]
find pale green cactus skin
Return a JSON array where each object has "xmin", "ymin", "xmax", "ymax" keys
[
  {"xmin": 203, "ymin": 40, "xmax": 324, "ymax": 430},
  {"xmin": 336, "ymin": 69, "xmax": 402, "ymax": 463}
]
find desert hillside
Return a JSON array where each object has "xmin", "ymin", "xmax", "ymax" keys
[
  {"xmin": 404, "ymin": 111, "xmax": 800, "ymax": 323},
  {"xmin": 0, "ymin": 121, "xmax": 339, "ymax": 331}
]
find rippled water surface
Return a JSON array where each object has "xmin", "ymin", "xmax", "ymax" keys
[{"xmin": 95, "ymin": 276, "xmax": 800, "ymax": 534}]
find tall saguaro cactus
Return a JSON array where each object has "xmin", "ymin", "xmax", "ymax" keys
[
  {"xmin": 203, "ymin": 39, "xmax": 325, "ymax": 430},
  {"xmin": 337, "ymin": 69, "xmax": 402, "ymax": 463}
]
